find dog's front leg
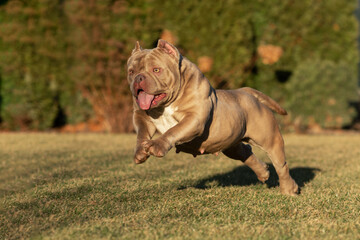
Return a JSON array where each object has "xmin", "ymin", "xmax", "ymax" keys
[
  {"xmin": 143, "ymin": 112, "xmax": 206, "ymax": 157},
  {"xmin": 133, "ymin": 111, "xmax": 156, "ymax": 164}
]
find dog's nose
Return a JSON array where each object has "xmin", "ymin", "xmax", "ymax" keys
[{"xmin": 135, "ymin": 74, "xmax": 146, "ymax": 83}]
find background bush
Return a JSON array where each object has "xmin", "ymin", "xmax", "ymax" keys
[
  {"xmin": 0, "ymin": 0, "xmax": 358, "ymax": 131},
  {"xmin": 286, "ymin": 59, "xmax": 358, "ymax": 130}
]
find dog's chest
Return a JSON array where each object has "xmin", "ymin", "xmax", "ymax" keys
[{"xmin": 150, "ymin": 106, "xmax": 178, "ymax": 134}]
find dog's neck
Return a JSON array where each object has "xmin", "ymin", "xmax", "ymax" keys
[{"xmin": 180, "ymin": 57, "xmax": 208, "ymax": 86}]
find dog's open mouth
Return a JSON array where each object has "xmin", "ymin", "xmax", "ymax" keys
[{"xmin": 136, "ymin": 89, "xmax": 166, "ymax": 110}]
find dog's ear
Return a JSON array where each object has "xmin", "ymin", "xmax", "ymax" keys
[
  {"xmin": 132, "ymin": 41, "xmax": 142, "ymax": 54},
  {"xmin": 157, "ymin": 39, "xmax": 179, "ymax": 59}
]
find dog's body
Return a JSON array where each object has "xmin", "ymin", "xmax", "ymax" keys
[{"xmin": 127, "ymin": 40, "xmax": 299, "ymax": 195}]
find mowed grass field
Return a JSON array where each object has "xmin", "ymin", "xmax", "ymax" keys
[{"xmin": 0, "ymin": 133, "xmax": 360, "ymax": 239}]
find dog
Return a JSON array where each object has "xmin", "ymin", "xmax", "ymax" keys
[{"xmin": 127, "ymin": 39, "xmax": 299, "ymax": 196}]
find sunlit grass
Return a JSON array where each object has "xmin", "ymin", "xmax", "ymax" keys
[{"xmin": 0, "ymin": 133, "xmax": 359, "ymax": 239}]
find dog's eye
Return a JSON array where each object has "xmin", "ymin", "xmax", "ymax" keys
[
  {"xmin": 153, "ymin": 68, "xmax": 161, "ymax": 73},
  {"xmin": 128, "ymin": 69, "xmax": 134, "ymax": 75}
]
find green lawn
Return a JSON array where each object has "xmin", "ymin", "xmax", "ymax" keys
[{"xmin": 0, "ymin": 133, "xmax": 360, "ymax": 239}]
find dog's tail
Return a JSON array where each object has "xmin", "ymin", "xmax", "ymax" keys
[{"xmin": 242, "ymin": 87, "xmax": 287, "ymax": 115}]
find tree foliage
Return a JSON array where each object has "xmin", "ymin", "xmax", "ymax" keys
[
  {"xmin": 286, "ymin": 59, "xmax": 358, "ymax": 130},
  {"xmin": 0, "ymin": 0, "xmax": 358, "ymax": 131}
]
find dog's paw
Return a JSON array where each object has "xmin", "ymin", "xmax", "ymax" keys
[
  {"xmin": 142, "ymin": 138, "xmax": 171, "ymax": 157},
  {"xmin": 280, "ymin": 178, "xmax": 300, "ymax": 196},
  {"xmin": 257, "ymin": 169, "xmax": 270, "ymax": 183},
  {"xmin": 258, "ymin": 162, "xmax": 270, "ymax": 183},
  {"xmin": 134, "ymin": 144, "xmax": 150, "ymax": 164}
]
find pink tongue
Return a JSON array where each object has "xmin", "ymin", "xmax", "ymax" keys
[{"xmin": 138, "ymin": 91, "xmax": 155, "ymax": 110}]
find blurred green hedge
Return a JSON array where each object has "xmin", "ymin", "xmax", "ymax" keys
[
  {"xmin": 286, "ymin": 59, "xmax": 358, "ymax": 130},
  {"xmin": 0, "ymin": 0, "xmax": 358, "ymax": 131}
]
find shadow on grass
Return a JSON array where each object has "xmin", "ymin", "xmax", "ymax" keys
[{"xmin": 178, "ymin": 164, "xmax": 320, "ymax": 190}]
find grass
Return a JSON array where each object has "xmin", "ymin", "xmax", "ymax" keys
[{"xmin": 0, "ymin": 133, "xmax": 360, "ymax": 239}]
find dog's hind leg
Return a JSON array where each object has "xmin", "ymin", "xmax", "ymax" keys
[
  {"xmin": 266, "ymin": 136, "xmax": 299, "ymax": 196},
  {"xmin": 249, "ymin": 131, "xmax": 299, "ymax": 196},
  {"xmin": 223, "ymin": 143, "xmax": 270, "ymax": 183}
]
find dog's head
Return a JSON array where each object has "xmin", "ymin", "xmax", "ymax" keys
[{"xmin": 127, "ymin": 39, "xmax": 182, "ymax": 110}]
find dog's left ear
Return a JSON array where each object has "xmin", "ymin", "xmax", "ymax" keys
[
  {"xmin": 132, "ymin": 41, "xmax": 142, "ymax": 55},
  {"xmin": 157, "ymin": 39, "xmax": 180, "ymax": 59}
]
